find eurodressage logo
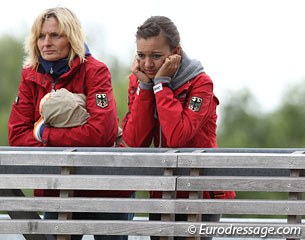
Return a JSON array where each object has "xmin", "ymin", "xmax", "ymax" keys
[
  {"xmin": 188, "ymin": 96, "xmax": 202, "ymax": 112},
  {"xmin": 95, "ymin": 93, "xmax": 109, "ymax": 108}
]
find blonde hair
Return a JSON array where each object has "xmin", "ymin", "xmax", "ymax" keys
[{"xmin": 23, "ymin": 7, "xmax": 86, "ymax": 68}]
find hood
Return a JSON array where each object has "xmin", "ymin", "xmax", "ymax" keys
[{"xmin": 170, "ymin": 51, "xmax": 204, "ymax": 90}]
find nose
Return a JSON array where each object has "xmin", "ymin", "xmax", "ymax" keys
[
  {"xmin": 144, "ymin": 57, "xmax": 154, "ymax": 68},
  {"xmin": 42, "ymin": 35, "xmax": 52, "ymax": 46}
]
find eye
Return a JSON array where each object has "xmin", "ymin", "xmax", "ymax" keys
[
  {"xmin": 152, "ymin": 54, "xmax": 162, "ymax": 59},
  {"xmin": 50, "ymin": 32, "xmax": 61, "ymax": 39},
  {"xmin": 38, "ymin": 34, "xmax": 45, "ymax": 40},
  {"xmin": 137, "ymin": 53, "xmax": 145, "ymax": 59}
]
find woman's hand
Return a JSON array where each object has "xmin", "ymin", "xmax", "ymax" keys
[
  {"xmin": 155, "ymin": 54, "xmax": 181, "ymax": 79},
  {"xmin": 131, "ymin": 57, "xmax": 151, "ymax": 83}
]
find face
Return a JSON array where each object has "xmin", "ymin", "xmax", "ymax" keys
[
  {"xmin": 136, "ymin": 34, "xmax": 173, "ymax": 79},
  {"xmin": 37, "ymin": 17, "xmax": 70, "ymax": 61}
]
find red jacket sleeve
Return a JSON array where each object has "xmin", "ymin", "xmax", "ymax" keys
[
  {"xmin": 155, "ymin": 73, "xmax": 218, "ymax": 147},
  {"xmin": 8, "ymin": 70, "xmax": 43, "ymax": 146},
  {"xmin": 122, "ymin": 75, "xmax": 155, "ymax": 147}
]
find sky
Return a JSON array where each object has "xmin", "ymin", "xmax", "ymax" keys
[{"xmin": 1, "ymin": 0, "xmax": 305, "ymax": 112}]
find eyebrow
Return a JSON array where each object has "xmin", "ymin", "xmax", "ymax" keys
[{"xmin": 137, "ymin": 51, "xmax": 164, "ymax": 54}]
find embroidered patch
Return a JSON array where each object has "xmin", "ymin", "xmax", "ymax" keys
[
  {"xmin": 188, "ymin": 96, "xmax": 203, "ymax": 112},
  {"xmin": 95, "ymin": 93, "xmax": 109, "ymax": 108}
]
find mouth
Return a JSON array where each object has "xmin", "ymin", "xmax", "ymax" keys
[
  {"xmin": 144, "ymin": 70, "xmax": 157, "ymax": 76},
  {"xmin": 43, "ymin": 50, "xmax": 56, "ymax": 55}
]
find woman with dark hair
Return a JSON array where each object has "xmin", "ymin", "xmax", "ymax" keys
[{"xmin": 122, "ymin": 16, "xmax": 235, "ymax": 240}]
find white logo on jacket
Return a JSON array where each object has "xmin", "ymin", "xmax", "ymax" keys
[{"xmin": 153, "ymin": 83, "xmax": 163, "ymax": 94}]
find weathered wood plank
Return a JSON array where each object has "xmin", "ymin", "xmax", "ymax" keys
[
  {"xmin": 0, "ymin": 151, "xmax": 177, "ymax": 168},
  {"xmin": 0, "ymin": 220, "xmax": 302, "ymax": 238},
  {"xmin": 177, "ymin": 176, "xmax": 305, "ymax": 192},
  {"xmin": 178, "ymin": 153, "xmax": 305, "ymax": 169},
  {"xmin": 0, "ymin": 175, "xmax": 177, "ymax": 191},
  {"xmin": 6, "ymin": 151, "xmax": 305, "ymax": 169},
  {"xmin": 1, "ymin": 198, "xmax": 305, "ymax": 215}
]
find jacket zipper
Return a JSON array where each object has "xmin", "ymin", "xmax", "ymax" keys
[{"xmin": 50, "ymin": 67, "xmax": 57, "ymax": 92}]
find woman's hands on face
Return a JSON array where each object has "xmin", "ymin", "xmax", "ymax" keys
[
  {"xmin": 155, "ymin": 54, "xmax": 181, "ymax": 79},
  {"xmin": 130, "ymin": 54, "xmax": 181, "ymax": 83},
  {"xmin": 131, "ymin": 57, "xmax": 151, "ymax": 83}
]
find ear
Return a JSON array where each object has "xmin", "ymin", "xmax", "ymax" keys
[{"xmin": 173, "ymin": 46, "xmax": 181, "ymax": 55}]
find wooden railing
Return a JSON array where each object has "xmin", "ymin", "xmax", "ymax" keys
[{"xmin": 0, "ymin": 147, "xmax": 304, "ymax": 240}]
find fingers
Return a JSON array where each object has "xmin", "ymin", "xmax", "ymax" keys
[
  {"xmin": 159, "ymin": 54, "xmax": 181, "ymax": 76},
  {"xmin": 162, "ymin": 55, "xmax": 181, "ymax": 73},
  {"xmin": 167, "ymin": 54, "xmax": 181, "ymax": 68},
  {"xmin": 130, "ymin": 56, "xmax": 151, "ymax": 83},
  {"xmin": 130, "ymin": 57, "xmax": 140, "ymax": 74},
  {"xmin": 164, "ymin": 54, "xmax": 181, "ymax": 71}
]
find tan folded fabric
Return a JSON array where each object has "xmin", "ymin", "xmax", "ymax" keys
[{"xmin": 41, "ymin": 88, "xmax": 90, "ymax": 128}]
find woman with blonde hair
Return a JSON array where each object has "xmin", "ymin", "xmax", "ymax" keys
[{"xmin": 8, "ymin": 7, "xmax": 131, "ymax": 240}]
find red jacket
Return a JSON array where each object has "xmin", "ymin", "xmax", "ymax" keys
[
  {"xmin": 122, "ymin": 73, "xmax": 218, "ymax": 148},
  {"xmin": 8, "ymin": 55, "xmax": 132, "ymax": 197},
  {"xmin": 122, "ymin": 73, "xmax": 235, "ymax": 199}
]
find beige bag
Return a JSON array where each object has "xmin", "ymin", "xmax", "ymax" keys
[{"xmin": 40, "ymin": 88, "xmax": 90, "ymax": 128}]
